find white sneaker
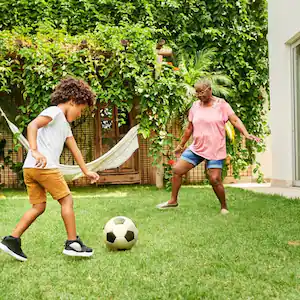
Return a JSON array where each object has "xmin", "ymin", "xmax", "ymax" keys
[
  {"xmin": 156, "ymin": 201, "xmax": 178, "ymax": 209},
  {"xmin": 220, "ymin": 208, "xmax": 229, "ymax": 215},
  {"xmin": 63, "ymin": 236, "xmax": 93, "ymax": 257}
]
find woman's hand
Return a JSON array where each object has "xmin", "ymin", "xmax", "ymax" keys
[
  {"xmin": 245, "ymin": 134, "xmax": 261, "ymax": 143},
  {"xmin": 174, "ymin": 145, "xmax": 185, "ymax": 158}
]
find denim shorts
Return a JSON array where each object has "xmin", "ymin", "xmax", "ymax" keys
[{"xmin": 181, "ymin": 149, "xmax": 224, "ymax": 169}]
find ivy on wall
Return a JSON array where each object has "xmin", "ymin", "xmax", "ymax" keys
[{"xmin": 0, "ymin": 0, "xmax": 269, "ymax": 184}]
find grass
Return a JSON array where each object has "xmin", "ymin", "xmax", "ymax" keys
[{"xmin": 1, "ymin": 185, "xmax": 300, "ymax": 299}]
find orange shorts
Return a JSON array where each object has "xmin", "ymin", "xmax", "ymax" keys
[{"xmin": 23, "ymin": 168, "xmax": 70, "ymax": 204}]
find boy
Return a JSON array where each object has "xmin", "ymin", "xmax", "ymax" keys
[{"xmin": 0, "ymin": 77, "xmax": 100, "ymax": 261}]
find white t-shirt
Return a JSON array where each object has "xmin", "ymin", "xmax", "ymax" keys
[{"xmin": 23, "ymin": 106, "xmax": 73, "ymax": 169}]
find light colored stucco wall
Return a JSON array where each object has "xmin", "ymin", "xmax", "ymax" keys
[{"xmin": 268, "ymin": 0, "xmax": 300, "ymax": 186}]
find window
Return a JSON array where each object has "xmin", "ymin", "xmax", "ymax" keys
[{"xmin": 293, "ymin": 44, "xmax": 300, "ymax": 183}]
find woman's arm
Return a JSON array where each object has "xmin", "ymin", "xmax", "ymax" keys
[
  {"xmin": 174, "ymin": 122, "xmax": 193, "ymax": 157},
  {"xmin": 229, "ymin": 114, "xmax": 261, "ymax": 142}
]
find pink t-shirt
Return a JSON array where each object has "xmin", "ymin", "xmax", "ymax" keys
[{"xmin": 188, "ymin": 97, "xmax": 235, "ymax": 160}]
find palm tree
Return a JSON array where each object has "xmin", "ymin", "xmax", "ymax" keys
[{"xmin": 174, "ymin": 48, "xmax": 235, "ymax": 142}]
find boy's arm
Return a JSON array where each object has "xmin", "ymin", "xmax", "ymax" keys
[
  {"xmin": 65, "ymin": 136, "xmax": 100, "ymax": 183},
  {"xmin": 27, "ymin": 116, "xmax": 52, "ymax": 168}
]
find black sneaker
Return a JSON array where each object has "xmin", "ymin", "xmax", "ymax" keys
[
  {"xmin": 63, "ymin": 236, "xmax": 93, "ymax": 257},
  {"xmin": 0, "ymin": 236, "xmax": 27, "ymax": 262}
]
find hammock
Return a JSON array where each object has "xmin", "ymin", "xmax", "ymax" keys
[{"xmin": 0, "ymin": 107, "xmax": 139, "ymax": 181}]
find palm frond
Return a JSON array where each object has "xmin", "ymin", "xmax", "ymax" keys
[
  {"xmin": 209, "ymin": 73, "xmax": 233, "ymax": 86},
  {"xmin": 193, "ymin": 48, "xmax": 217, "ymax": 71},
  {"xmin": 206, "ymin": 72, "xmax": 233, "ymax": 98},
  {"xmin": 183, "ymin": 83, "xmax": 196, "ymax": 98},
  {"xmin": 178, "ymin": 48, "xmax": 216, "ymax": 72},
  {"xmin": 211, "ymin": 84, "xmax": 232, "ymax": 98}
]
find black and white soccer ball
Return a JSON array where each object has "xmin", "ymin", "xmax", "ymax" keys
[{"xmin": 103, "ymin": 216, "xmax": 138, "ymax": 250}]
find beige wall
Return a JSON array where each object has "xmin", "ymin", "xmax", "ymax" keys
[{"xmin": 268, "ymin": 0, "xmax": 300, "ymax": 186}]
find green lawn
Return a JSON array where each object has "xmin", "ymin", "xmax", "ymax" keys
[{"xmin": 1, "ymin": 185, "xmax": 300, "ymax": 299}]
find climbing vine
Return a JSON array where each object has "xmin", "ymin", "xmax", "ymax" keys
[{"xmin": 0, "ymin": 0, "xmax": 269, "ymax": 186}]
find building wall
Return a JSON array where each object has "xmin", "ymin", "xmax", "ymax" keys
[{"xmin": 268, "ymin": 0, "xmax": 300, "ymax": 186}]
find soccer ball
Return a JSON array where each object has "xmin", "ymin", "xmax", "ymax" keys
[{"xmin": 103, "ymin": 216, "xmax": 138, "ymax": 250}]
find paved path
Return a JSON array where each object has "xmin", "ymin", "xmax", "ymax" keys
[{"xmin": 227, "ymin": 183, "xmax": 300, "ymax": 199}]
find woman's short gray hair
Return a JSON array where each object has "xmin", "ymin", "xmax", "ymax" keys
[{"xmin": 194, "ymin": 79, "xmax": 212, "ymax": 90}]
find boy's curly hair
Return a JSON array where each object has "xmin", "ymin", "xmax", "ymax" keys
[{"xmin": 51, "ymin": 77, "xmax": 95, "ymax": 107}]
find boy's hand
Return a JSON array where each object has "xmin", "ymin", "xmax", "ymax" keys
[
  {"xmin": 32, "ymin": 150, "xmax": 47, "ymax": 168},
  {"xmin": 84, "ymin": 171, "xmax": 100, "ymax": 184}
]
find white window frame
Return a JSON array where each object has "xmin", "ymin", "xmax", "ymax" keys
[{"xmin": 291, "ymin": 39, "xmax": 300, "ymax": 186}]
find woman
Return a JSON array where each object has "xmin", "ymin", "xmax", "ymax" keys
[{"xmin": 156, "ymin": 79, "xmax": 260, "ymax": 214}]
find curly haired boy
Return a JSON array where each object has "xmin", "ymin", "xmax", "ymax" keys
[{"xmin": 0, "ymin": 77, "xmax": 100, "ymax": 261}]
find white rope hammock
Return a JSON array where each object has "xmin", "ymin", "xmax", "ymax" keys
[{"xmin": 0, "ymin": 107, "xmax": 139, "ymax": 181}]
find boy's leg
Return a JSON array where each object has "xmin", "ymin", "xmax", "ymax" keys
[
  {"xmin": 1, "ymin": 203, "xmax": 46, "ymax": 262},
  {"xmin": 13, "ymin": 169, "xmax": 47, "ymax": 237},
  {"xmin": 58, "ymin": 194, "xmax": 76, "ymax": 241},
  {"xmin": 36, "ymin": 169, "xmax": 75, "ymax": 240},
  {"xmin": 39, "ymin": 170, "xmax": 93, "ymax": 257},
  {"xmin": 12, "ymin": 203, "xmax": 46, "ymax": 238},
  {"xmin": 0, "ymin": 170, "xmax": 47, "ymax": 261},
  {"xmin": 58, "ymin": 194, "xmax": 93, "ymax": 257}
]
